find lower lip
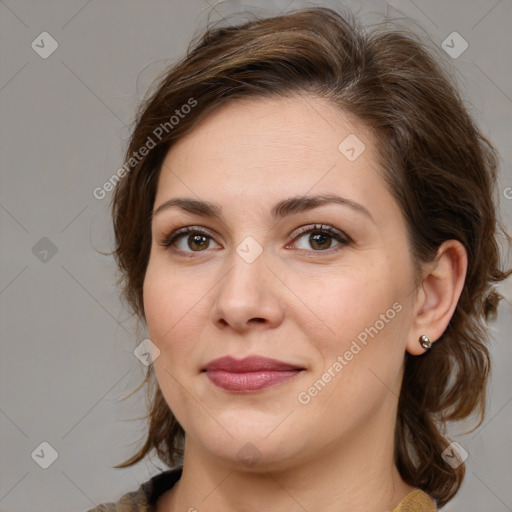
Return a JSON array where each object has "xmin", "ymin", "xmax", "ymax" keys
[{"xmin": 205, "ymin": 369, "xmax": 302, "ymax": 392}]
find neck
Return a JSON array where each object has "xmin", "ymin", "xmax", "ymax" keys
[{"xmin": 158, "ymin": 401, "xmax": 415, "ymax": 512}]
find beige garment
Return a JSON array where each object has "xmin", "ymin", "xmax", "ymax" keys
[
  {"xmin": 88, "ymin": 470, "xmax": 438, "ymax": 512},
  {"xmin": 391, "ymin": 489, "xmax": 438, "ymax": 511}
]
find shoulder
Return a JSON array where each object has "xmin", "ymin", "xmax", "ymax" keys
[
  {"xmin": 86, "ymin": 467, "xmax": 183, "ymax": 512},
  {"xmin": 391, "ymin": 489, "xmax": 438, "ymax": 512}
]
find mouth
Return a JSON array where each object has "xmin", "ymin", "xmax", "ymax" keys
[{"xmin": 202, "ymin": 355, "xmax": 305, "ymax": 393}]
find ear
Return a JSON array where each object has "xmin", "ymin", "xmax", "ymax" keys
[{"xmin": 406, "ymin": 240, "xmax": 468, "ymax": 356}]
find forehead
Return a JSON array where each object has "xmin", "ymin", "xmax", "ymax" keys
[
  {"xmin": 156, "ymin": 95, "xmax": 383, "ymax": 198},
  {"xmin": 165, "ymin": 95, "xmax": 375, "ymax": 167},
  {"xmin": 169, "ymin": 95, "xmax": 374, "ymax": 158}
]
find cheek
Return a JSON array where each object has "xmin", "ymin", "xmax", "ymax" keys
[
  {"xmin": 143, "ymin": 265, "xmax": 218, "ymax": 437},
  {"xmin": 142, "ymin": 259, "xmax": 210, "ymax": 360},
  {"xmin": 143, "ymin": 259, "xmax": 187, "ymax": 353},
  {"xmin": 298, "ymin": 287, "xmax": 408, "ymax": 428},
  {"xmin": 296, "ymin": 266, "xmax": 401, "ymax": 345},
  {"xmin": 298, "ymin": 266, "xmax": 410, "ymax": 411},
  {"xmin": 143, "ymin": 262, "xmax": 170, "ymax": 340}
]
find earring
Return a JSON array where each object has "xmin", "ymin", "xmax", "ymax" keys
[{"xmin": 419, "ymin": 335, "xmax": 432, "ymax": 350}]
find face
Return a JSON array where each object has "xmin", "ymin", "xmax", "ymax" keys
[{"xmin": 143, "ymin": 95, "xmax": 419, "ymax": 471}]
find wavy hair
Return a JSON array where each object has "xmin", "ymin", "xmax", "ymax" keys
[{"xmin": 109, "ymin": 7, "xmax": 511, "ymax": 508}]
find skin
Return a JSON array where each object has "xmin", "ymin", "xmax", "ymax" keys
[{"xmin": 143, "ymin": 94, "xmax": 467, "ymax": 512}]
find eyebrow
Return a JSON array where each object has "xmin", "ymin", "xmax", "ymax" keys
[{"xmin": 152, "ymin": 193, "xmax": 374, "ymax": 222}]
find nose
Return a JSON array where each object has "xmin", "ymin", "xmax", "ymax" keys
[{"xmin": 210, "ymin": 248, "xmax": 285, "ymax": 333}]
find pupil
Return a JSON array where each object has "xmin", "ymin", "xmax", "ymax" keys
[
  {"xmin": 311, "ymin": 232, "xmax": 330, "ymax": 249},
  {"xmin": 189, "ymin": 235, "xmax": 208, "ymax": 250}
]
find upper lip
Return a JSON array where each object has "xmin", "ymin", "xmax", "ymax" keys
[{"xmin": 202, "ymin": 356, "xmax": 304, "ymax": 373}]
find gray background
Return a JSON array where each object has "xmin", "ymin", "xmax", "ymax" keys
[{"xmin": 1, "ymin": 0, "xmax": 511, "ymax": 511}]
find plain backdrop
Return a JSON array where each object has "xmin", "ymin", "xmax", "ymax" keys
[{"xmin": 1, "ymin": 1, "xmax": 511, "ymax": 511}]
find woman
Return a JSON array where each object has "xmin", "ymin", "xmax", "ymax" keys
[{"xmin": 89, "ymin": 6, "xmax": 510, "ymax": 511}]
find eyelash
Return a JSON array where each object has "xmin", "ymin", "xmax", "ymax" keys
[{"xmin": 159, "ymin": 224, "xmax": 352, "ymax": 257}]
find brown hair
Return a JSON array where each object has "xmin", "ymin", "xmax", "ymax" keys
[{"xmin": 109, "ymin": 6, "xmax": 511, "ymax": 507}]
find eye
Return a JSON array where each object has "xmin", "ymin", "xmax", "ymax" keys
[
  {"xmin": 160, "ymin": 226, "xmax": 221, "ymax": 255},
  {"xmin": 159, "ymin": 223, "xmax": 351, "ymax": 257},
  {"xmin": 287, "ymin": 224, "xmax": 351, "ymax": 253}
]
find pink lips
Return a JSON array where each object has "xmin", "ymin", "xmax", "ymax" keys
[{"xmin": 202, "ymin": 356, "xmax": 304, "ymax": 392}]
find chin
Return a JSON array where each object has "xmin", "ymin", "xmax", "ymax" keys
[
  {"xmin": 221, "ymin": 443, "xmax": 299, "ymax": 473},
  {"xmin": 192, "ymin": 426, "xmax": 305, "ymax": 472}
]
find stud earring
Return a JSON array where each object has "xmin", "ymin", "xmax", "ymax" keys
[{"xmin": 419, "ymin": 335, "xmax": 432, "ymax": 350}]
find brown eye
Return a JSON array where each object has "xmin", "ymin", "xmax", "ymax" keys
[
  {"xmin": 186, "ymin": 234, "xmax": 210, "ymax": 251},
  {"xmin": 314, "ymin": 232, "xmax": 334, "ymax": 250},
  {"xmin": 290, "ymin": 224, "xmax": 351, "ymax": 252},
  {"xmin": 161, "ymin": 226, "xmax": 221, "ymax": 254}
]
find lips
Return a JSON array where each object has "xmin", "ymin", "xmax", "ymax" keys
[
  {"xmin": 203, "ymin": 355, "xmax": 303, "ymax": 373},
  {"xmin": 202, "ymin": 356, "xmax": 305, "ymax": 392}
]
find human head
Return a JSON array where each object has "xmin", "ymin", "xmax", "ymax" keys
[{"xmin": 110, "ymin": 7, "xmax": 510, "ymax": 507}]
